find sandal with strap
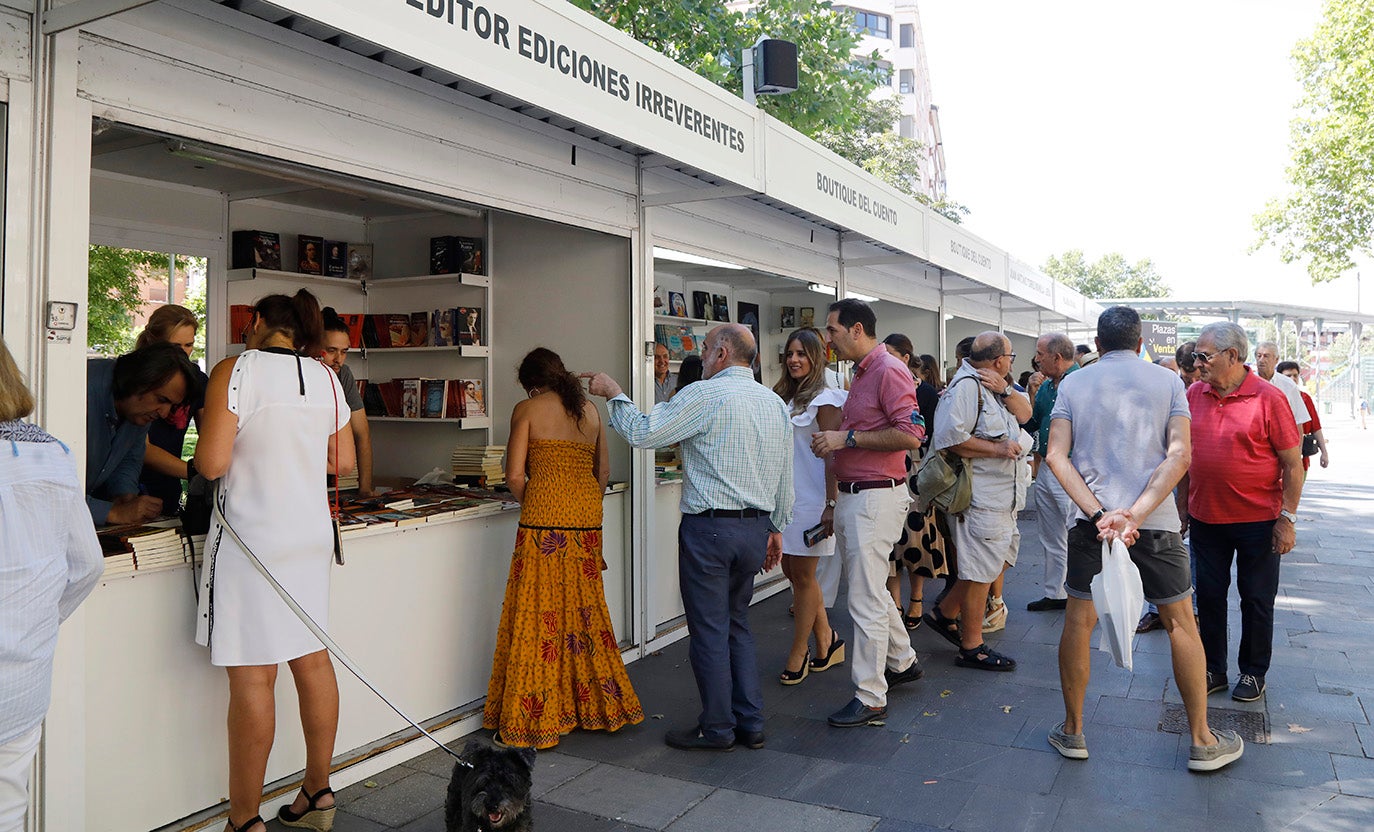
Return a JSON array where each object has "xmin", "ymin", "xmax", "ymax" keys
[
  {"xmin": 809, "ymin": 635, "xmax": 846, "ymax": 672},
  {"xmin": 955, "ymin": 643, "xmax": 1017, "ymax": 672},
  {"xmin": 922, "ymin": 607, "xmax": 962, "ymax": 649},
  {"xmin": 903, "ymin": 596, "xmax": 924, "ymax": 631},
  {"xmin": 779, "ymin": 651, "xmax": 810, "ymax": 685},
  {"xmin": 277, "ymin": 786, "xmax": 336, "ymax": 831},
  {"xmin": 228, "ymin": 816, "xmax": 266, "ymax": 832}
]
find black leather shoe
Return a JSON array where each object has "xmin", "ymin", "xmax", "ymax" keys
[
  {"xmin": 734, "ymin": 727, "xmax": 765, "ymax": 749},
  {"xmin": 665, "ymin": 726, "xmax": 735, "ymax": 751},
  {"xmin": 1027, "ymin": 597, "xmax": 1068, "ymax": 612},
  {"xmin": 885, "ymin": 659, "xmax": 924, "ymax": 689},
  {"xmin": 827, "ymin": 697, "xmax": 888, "ymax": 727}
]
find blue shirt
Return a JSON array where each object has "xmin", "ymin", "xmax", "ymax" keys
[
  {"xmin": 86, "ymin": 358, "xmax": 153, "ymax": 525},
  {"xmin": 607, "ymin": 366, "xmax": 794, "ymax": 533}
]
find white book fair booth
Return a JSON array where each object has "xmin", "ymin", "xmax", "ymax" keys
[{"xmin": 0, "ymin": 1, "xmax": 1100, "ymax": 829}]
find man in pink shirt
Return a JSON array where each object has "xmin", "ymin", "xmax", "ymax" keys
[
  {"xmin": 811, "ymin": 299, "xmax": 926, "ymax": 727},
  {"xmin": 1184, "ymin": 322, "xmax": 1302, "ymax": 703}
]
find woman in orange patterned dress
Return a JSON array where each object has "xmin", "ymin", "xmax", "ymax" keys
[{"xmin": 483, "ymin": 348, "xmax": 644, "ymax": 748}]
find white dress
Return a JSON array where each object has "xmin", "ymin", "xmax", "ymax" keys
[
  {"xmin": 780, "ymin": 387, "xmax": 848, "ymax": 556},
  {"xmin": 195, "ymin": 349, "xmax": 349, "ymax": 666}
]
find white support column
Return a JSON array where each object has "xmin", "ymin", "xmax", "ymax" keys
[
  {"xmin": 1351, "ymin": 320, "xmax": 1364, "ymax": 420},
  {"xmin": 630, "ymin": 156, "xmax": 654, "ymax": 656}
]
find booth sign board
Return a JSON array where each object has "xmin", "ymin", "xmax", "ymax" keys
[
  {"xmin": 263, "ymin": 0, "xmax": 762, "ymax": 189},
  {"xmin": 1142, "ymin": 320, "xmax": 1178, "ymax": 362},
  {"xmin": 926, "ymin": 216, "xmax": 1008, "ymax": 291},
  {"xmin": 763, "ymin": 117, "xmax": 926, "ymax": 260},
  {"xmin": 1053, "ymin": 282, "xmax": 1084, "ymax": 321},
  {"xmin": 1006, "ymin": 257, "xmax": 1055, "ymax": 310}
]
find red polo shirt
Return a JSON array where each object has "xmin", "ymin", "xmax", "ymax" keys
[
  {"xmin": 1187, "ymin": 370, "xmax": 1300, "ymax": 524},
  {"xmin": 833, "ymin": 345, "xmax": 923, "ymax": 481}
]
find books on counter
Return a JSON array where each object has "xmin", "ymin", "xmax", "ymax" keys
[
  {"xmin": 97, "ymin": 525, "xmax": 190, "ymax": 577},
  {"xmin": 335, "ymin": 483, "xmax": 517, "ymax": 535},
  {"xmin": 363, "ymin": 378, "xmax": 484, "ymax": 419}
]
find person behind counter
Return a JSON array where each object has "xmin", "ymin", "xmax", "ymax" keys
[
  {"xmin": 484, "ymin": 348, "xmax": 644, "ymax": 748},
  {"xmin": 192, "ymin": 290, "xmax": 355, "ymax": 832},
  {"xmin": 87, "ymin": 341, "xmax": 202, "ymax": 526},
  {"xmin": 0, "ymin": 337, "xmax": 104, "ymax": 832},
  {"xmin": 319, "ymin": 307, "xmax": 374, "ymax": 495},
  {"xmin": 136, "ymin": 304, "xmax": 210, "ymax": 517},
  {"xmin": 673, "ymin": 354, "xmax": 704, "ymax": 396}
]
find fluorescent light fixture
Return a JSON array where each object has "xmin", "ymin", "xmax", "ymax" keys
[
  {"xmin": 810, "ymin": 283, "xmax": 877, "ymax": 303},
  {"xmin": 653, "ymin": 247, "xmax": 744, "ymax": 270}
]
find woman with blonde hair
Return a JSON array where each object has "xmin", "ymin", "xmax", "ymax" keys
[
  {"xmin": 0, "ymin": 338, "xmax": 103, "ymax": 832},
  {"xmin": 137, "ymin": 304, "xmax": 209, "ymax": 516},
  {"xmin": 772, "ymin": 328, "xmax": 846, "ymax": 684}
]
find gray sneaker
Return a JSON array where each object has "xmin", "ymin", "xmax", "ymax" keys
[
  {"xmin": 1048, "ymin": 722, "xmax": 1089, "ymax": 760},
  {"xmin": 1188, "ymin": 728, "xmax": 1244, "ymax": 772}
]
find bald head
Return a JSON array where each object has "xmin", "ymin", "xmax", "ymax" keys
[
  {"xmin": 969, "ymin": 331, "xmax": 1009, "ymax": 364},
  {"xmin": 704, "ymin": 323, "xmax": 757, "ymax": 377}
]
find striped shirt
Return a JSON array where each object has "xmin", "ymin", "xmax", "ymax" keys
[
  {"xmin": 0, "ymin": 423, "xmax": 104, "ymax": 744},
  {"xmin": 608, "ymin": 366, "xmax": 794, "ymax": 533}
]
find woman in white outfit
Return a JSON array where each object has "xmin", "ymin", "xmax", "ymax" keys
[
  {"xmin": 774, "ymin": 328, "xmax": 847, "ymax": 684},
  {"xmin": 0, "ymin": 339, "xmax": 104, "ymax": 832},
  {"xmin": 194, "ymin": 290, "xmax": 355, "ymax": 832}
]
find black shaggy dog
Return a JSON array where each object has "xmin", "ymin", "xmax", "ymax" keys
[{"xmin": 444, "ymin": 739, "xmax": 536, "ymax": 832}]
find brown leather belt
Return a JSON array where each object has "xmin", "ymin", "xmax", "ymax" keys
[{"xmin": 836, "ymin": 478, "xmax": 902, "ymax": 493}]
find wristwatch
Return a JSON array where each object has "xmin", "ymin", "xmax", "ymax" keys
[
  {"xmin": 1279, "ymin": 509, "xmax": 1298, "ymax": 525},
  {"xmin": 997, "ymin": 387, "xmax": 1012, "ymax": 400},
  {"xmin": 844, "ymin": 430, "xmax": 857, "ymax": 448},
  {"xmin": 1088, "ymin": 508, "xmax": 1106, "ymax": 525},
  {"xmin": 825, "ymin": 499, "xmax": 837, "ymax": 508}
]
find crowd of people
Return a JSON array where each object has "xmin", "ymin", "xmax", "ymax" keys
[{"xmin": 0, "ymin": 292, "xmax": 1336, "ymax": 830}]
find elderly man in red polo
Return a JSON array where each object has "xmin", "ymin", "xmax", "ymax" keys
[{"xmin": 1181, "ymin": 321, "xmax": 1303, "ymax": 704}]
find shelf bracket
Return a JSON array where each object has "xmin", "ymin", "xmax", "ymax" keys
[
  {"xmin": 641, "ymin": 184, "xmax": 755, "ymax": 208},
  {"xmin": 42, "ymin": 0, "xmax": 158, "ymax": 34}
]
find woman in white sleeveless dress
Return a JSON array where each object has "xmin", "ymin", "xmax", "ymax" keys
[
  {"xmin": 194, "ymin": 290, "xmax": 354, "ymax": 832},
  {"xmin": 773, "ymin": 328, "xmax": 848, "ymax": 684}
]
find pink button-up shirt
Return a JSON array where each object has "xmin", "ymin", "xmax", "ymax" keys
[{"xmin": 832, "ymin": 345, "xmax": 923, "ymax": 481}]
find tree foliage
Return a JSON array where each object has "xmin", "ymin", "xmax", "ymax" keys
[
  {"xmin": 1253, "ymin": 0, "xmax": 1374, "ymax": 283},
  {"xmin": 1042, "ymin": 250, "xmax": 1172, "ymax": 300},
  {"xmin": 88, "ymin": 246, "xmax": 164, "ymax": 355}
]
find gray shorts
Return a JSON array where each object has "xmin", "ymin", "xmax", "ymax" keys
[
  {"xmin": 950, "ymin": 507, "xmax": 1019, "ymax": 583},
  {"xmin": 1066, "ymin": 521, "xmax": 1192, "ymax": 605}
]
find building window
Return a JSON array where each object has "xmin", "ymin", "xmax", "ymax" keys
[
  {"xmin": 900, "ymin": 23, "xmax": 914, "ymax": 48},
  {"xmin": 850, "ymin": 10, "xmax": 890, "ymax": 38},
  {"xmin": 899, "ymin": 116, "xmax": 914, "ymax": 139},
  {"xmin": 899, "ymin": 69, "xmax": 914, "ymax": 95}
]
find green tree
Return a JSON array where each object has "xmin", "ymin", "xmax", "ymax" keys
[
  {"xmin": 88, "ymin": 245, "xmax": 163, "ymax": 355},
  {"xmin": 1042, "ymin": 250, "xmax": 1172, "ymax": 299},
  {"xmin": 1253, "ymin": 0, "xmax": 1374, "ymax": 283}
]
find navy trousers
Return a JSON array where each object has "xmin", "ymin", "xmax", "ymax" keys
[
  {"xmin": 677, "ymin": 512, "xmax": 770, "ymax": 743},
  {"xmin": 1192, "ymin": 518, "xmax": 1281, "ymax": 678}
]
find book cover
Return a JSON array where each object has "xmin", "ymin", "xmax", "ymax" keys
[
  {"xmin": 429, "ymin": 236, "xmax": 456, "ymax": 275},
  {"xmin": 455, "ymin": 236, "xmax": 485, "ymax": 275},
  {"xmin": 362, "ymin": 314, "xmax": 388, "ymax": 349},
  {"xmin": 456, "ymin": 307, "xmax": 482, "ymax": 346},
  {"xmin": 401, "ymin": 379, "xmax": 421, "ymax": 418},
  {"xmin": 346, "ymin": 243, "xmax": 374, "ymax": 280},
  {"xmin": 668, "ymin": 291, "xmax": 687, "ymax": 317},
  {"xmin": 800, "ymin": 307, "xmax": 815, "ymax": 328},
  {"xmin": 431, "ymin": 308, "xmax": 454, "ymax": 346},
  {"xmin": 323, "ymin": 241, "xmax": 347, "ymax": 277},
  {"xmin": 692, "ymin": 291, "xmax": 712, "ymax": 320},
  {"xmin": 297, "ymin": 235, "xmax": 324, "ymax": 275},
  {"xmin": 712, "ymin": 294, "xmax": 730, "ymax": 322},
  {"xmin": 444, "ymin": 379, "xmax": 465, "ymax": 418},
  {"xmin": 780, "ymin": 306, "xmax": 796, "ymax": 328},
  {"xmin": 387, "ymin": 314, "xmax": 412, "ymax": 349},
  {"xmin": 665, "ymin": 332, "xmax": 685, "ymax": 361},
  {"xmin": 458, "ymin": 379, "xmax": 486, "ymax": 417},
  {"xmin": 232, "ymin": 230, "xmax": 281, "ymax": 271},
  {"xmin": 377, "ymin": 381, "xmax": 403, "ymax": 417},
  {"xmin": 421, "ymin": 379, "xmax": 446, "ymax": 418},
  {"xmin": 679, "ymin": 328, "xmax": 698, "ymax": 356},
  {"xmin": 362, "ymin": 383, "xmax": 387, "ymax": 417},
  {"xmin": 409, "ymin": 312, "xmax": 431, "ymax": 347},
  {"xmin": 338, "ymin": 313, "xmax": 365, "ymax": 348}
]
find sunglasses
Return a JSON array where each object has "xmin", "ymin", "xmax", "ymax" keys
[{"xmin": 1191, "ymin": 349, "xmax": 1229, "ymax": 365}]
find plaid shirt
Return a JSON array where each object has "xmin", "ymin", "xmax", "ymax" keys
[{"xmin": 608, "ymin": 366, "xmax": 794, "ymax": 532}]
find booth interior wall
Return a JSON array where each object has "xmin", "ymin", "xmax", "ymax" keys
[
  {"xmin": 870, "ymin": 300, "xmax": 939, "ymax": 359},
  {"xmin": 0, "ymin": 6, "xmax": 29, "ymax": 84}
]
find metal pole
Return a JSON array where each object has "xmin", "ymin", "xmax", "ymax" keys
[{"xmin": 742, "ymin": 46, "xmax": 756, "ymax": 106}]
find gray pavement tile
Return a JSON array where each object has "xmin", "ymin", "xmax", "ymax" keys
[
  {"xmin": 1017, "ymin": 717, "xmax": 1181, "ymax": 769},
  {"xmin": 264, "ymin": 811, "xmax": 389, "ymax": 832},
  {"xmin": 395, "ymin": 807, "xmax": 446, "ymax": 832},
  {"xmin": 1208, "ymin": 743, "xmax": 1339, "ymax": 790},
  {"xmin": 1268, "ymin": 689, "xmax": 1370, "ymax": 725},
  {"xmin": 665, "ymin": 788, "xmax": 877, "ymax": 832},
  {"xmin": 763, "ymin": 713, "xmax": 907, "ymax": 766},
  {"xmin": 1201, "ymin": 778, "xmax": 1341, "ymax": 831},
  {"xmin": 401, "ymin": 744, "xmax": 466, "ymax": 779},
  {"xmin": 950, "ymin": 784, "xmax": 1062, "ymax": 832},
  {"xmin": 785, "ymin": 761, "xmax": 977, "ymax": 827},
  {"xmin": 341, "ymin": 771, "xmax": 449, "ymax": 828},
  {"xmin": 1267, "ymin": 716, "xmax": 1367, "ymax": 756},
  {"xmin": 1332, "ymin": 752, "xmax": 1374, "ymax": 798},
  {"xmin": 1124, "ymin": 671, "xmax": 1170, "ymax": 702},
  {"xmin": 541, "ymin": 763, "xmax": 713, "ymax": 830},
  {"xmin": 899, "ymin": 704, "xmax": 1028, "ymax": 746},
  {"xmin": 1049, "ymin": 798, "xmax": 1246, "ymax": 832},
  {"xmin": 1354, "ymin": 723, "xmax": 1374, "ymax": 758},
  {"xmin": 333, "ymin": 763, "xmax": 413, "ymax": 807},
  {"xmin": 1050, "ymin": 757, "xmax": 1210, "ymax": 815},
  {"xmin": 1090, "ymin": 694, "xmax": 1167, "ymax": 732},
  {"xmin": 532, "ymin": 751, "xmax": 600, "ymax": 799},
  {"xmin": 1280, "ymin": 793, "xmax": 1374, "ymax": 832},
  {"xmin": 533, "ymin": 801, "xmax": 655, "ymax": 831},
  {"xmin": 888, "ymin": 733, "xmax": 1063, "ymax": 794},
  {"xmin": 870, "ymin": 821, "xmax": 945, "ymax": 832},
  {"xmin": 638, "ymin": 748, "xmax": 823, "ymax": 798}
]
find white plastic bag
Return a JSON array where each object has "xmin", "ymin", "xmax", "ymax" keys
[{"xmin": 1091, "ymin": 537, "xmax": 1145, "ymax": 671}]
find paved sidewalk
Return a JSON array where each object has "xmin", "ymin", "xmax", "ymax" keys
[{"xmin": 269, "ymin": 416, "xmax": 1374, "ymax": 832}]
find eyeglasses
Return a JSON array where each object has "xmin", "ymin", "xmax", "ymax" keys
[
  {"xmin": 1001, "ymin": 352, "xmax": 1017, "ymax": 362},
  {"xmin": 1191, "ymin": 349, "xmax": 1229, "ymax": 365}
]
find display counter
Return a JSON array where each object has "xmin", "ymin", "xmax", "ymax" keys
[{"xmin": 84, "ymin": 492, "xmax": 626, "ymax": 832}]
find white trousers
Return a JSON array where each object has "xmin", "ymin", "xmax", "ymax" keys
[
  {"xmin": 816, "ymin": 546, "xmax": 842, "ymax": 608},
  {"xmin": 835, "ymin": 485, "xmax": 917, "ymax": 708},
  {"xmin": 1035, "ymin": 470, "xmax": 1075, "ymax": 600},
  {"xmin": 0, "ymin": 725, "xmax": 40, "ymax": 832}
]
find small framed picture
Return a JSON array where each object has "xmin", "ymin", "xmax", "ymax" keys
[
  {"xmin": 668, "ymin": 291, "xmax": 687, "ymax": 317},
  {"xmin": 780, "ymin": 306, "xmax": 796, "ymax": 329},
  {"xmin": 800, "ymin": 307, "xmax": 815, "ymax": 328}
]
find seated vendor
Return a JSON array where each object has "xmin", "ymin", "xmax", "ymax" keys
[{"xmin": 86, "ymin": 342, "xmax": 202, "ymax": 525}]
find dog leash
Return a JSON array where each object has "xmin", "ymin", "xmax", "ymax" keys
[{"xmin": 211, "ymin": 488, "xmax": 471, "ymax": 767}]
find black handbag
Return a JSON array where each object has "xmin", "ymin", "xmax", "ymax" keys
[{"xmin": 1301, "ymin": 433, "xmax": 1319, "ymax": 457}]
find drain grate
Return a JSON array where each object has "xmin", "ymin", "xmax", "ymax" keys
[{"xmin": 1158, "ymin": 705, "xmax": 1269, "ymax": 744}]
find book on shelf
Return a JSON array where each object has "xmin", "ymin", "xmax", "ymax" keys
[
  {"xmin": 456, "ymin": 307, "xmax": 482, "ymax": 346},
  {"xmin": 387, "ymin": 314, "xmax": 412, "ymax": 349},
  {"xmin": 427, "ymin": 235, "xmax": 485, "ymax": 275},
  {"xmin": 421, "ymin": 378, "xmax": 446, "ymax": 418},
  {"xmin": 432, "ymin": 308, "xmax": 454, "ymax": 346},
  {"xmin": 231, "ymin": 230, "xmax": 281, "ymax": 271},
  {"xmin": 409, "ymin": 311, "xmax": 431, "ymax": 347},
  {"xmin": 346, "ymin": 243, "xmax": 374, "ymax": 280},
  {"xmin": 324, "ymin": 241, "xmax": 347, "ymax": 277},
  {"xmin": 667, "ymin": 291, "xmax": 687, "ymax": 317},
  {"xmin": 458, "ymin": 379, "xmax": 485, "ymax": 417},
  {"xmin": 712, "ymin": 294, "xmax": 730, "ymax": 322},
  {"xmin": 365, "ymin": 378, "xmax": 485, "ymax": 419},
  {"xmin": 692, "ymin": 291, "xmax": 712, "ymax": 320},
  {"xmin": 400, "ymin": 379, "xmax": 421, "ymax": 419},
  {"xmin": 455, "ymin": 236, "xmax": 485, "ymax": 275},
  {"xmin": 430, "ymin": 236, "xmax": 457, "ymax": 275},
  {"xmin": 338, "ymin": 313, "xmax": 365, "ymax": 348},
  {"xmin": 297, "ymin": 235, "xmax": 324, "ymax": 275}
]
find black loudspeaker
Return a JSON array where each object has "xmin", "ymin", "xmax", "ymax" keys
[{"xmin": 753, "ymin": 38, "xmax": 799, "ymax": 94}]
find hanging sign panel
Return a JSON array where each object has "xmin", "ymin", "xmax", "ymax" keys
[
  {"xmin": 762, "ymin": 117, "xmax": 927, "ymax": 260},
  {"xmin": 926, "ymin": 216, "xmax": 1008, "ymax": 291},
  {"xmin": 1053, "ymin": 282, "xmax": 1084, "ymax": 321},
  {"xmin": 259, "ymin": 0, "xmax": 762, "ymax": 189},
  {"xmin": 1006, "ymin": 257, "xmax": 1055, "ymax": 309}
]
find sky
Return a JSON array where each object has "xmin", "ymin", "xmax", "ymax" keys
[{"xmin": 918, "ymin": 0, "xmax": 1370, "ymax": 315}]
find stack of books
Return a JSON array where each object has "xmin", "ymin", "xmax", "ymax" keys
[
  {"xmin": 655, "ymin": 447, "xmax": 682, "ymax": 481},
  {"xmin": 452, "ymin": 445, "xmax": 506, "ymax": 485},
  {"xmin": 335, "ymin": 471, "xmax": 359, "ymax": 491},
  {"xmin": 97, "ymin": 525, "xmax": 188, "ymax": 576}
]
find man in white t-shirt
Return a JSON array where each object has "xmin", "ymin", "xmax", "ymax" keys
[{"xmin": 1254, "ymin": 342, "xmax": 1309, "ymax": 428}]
